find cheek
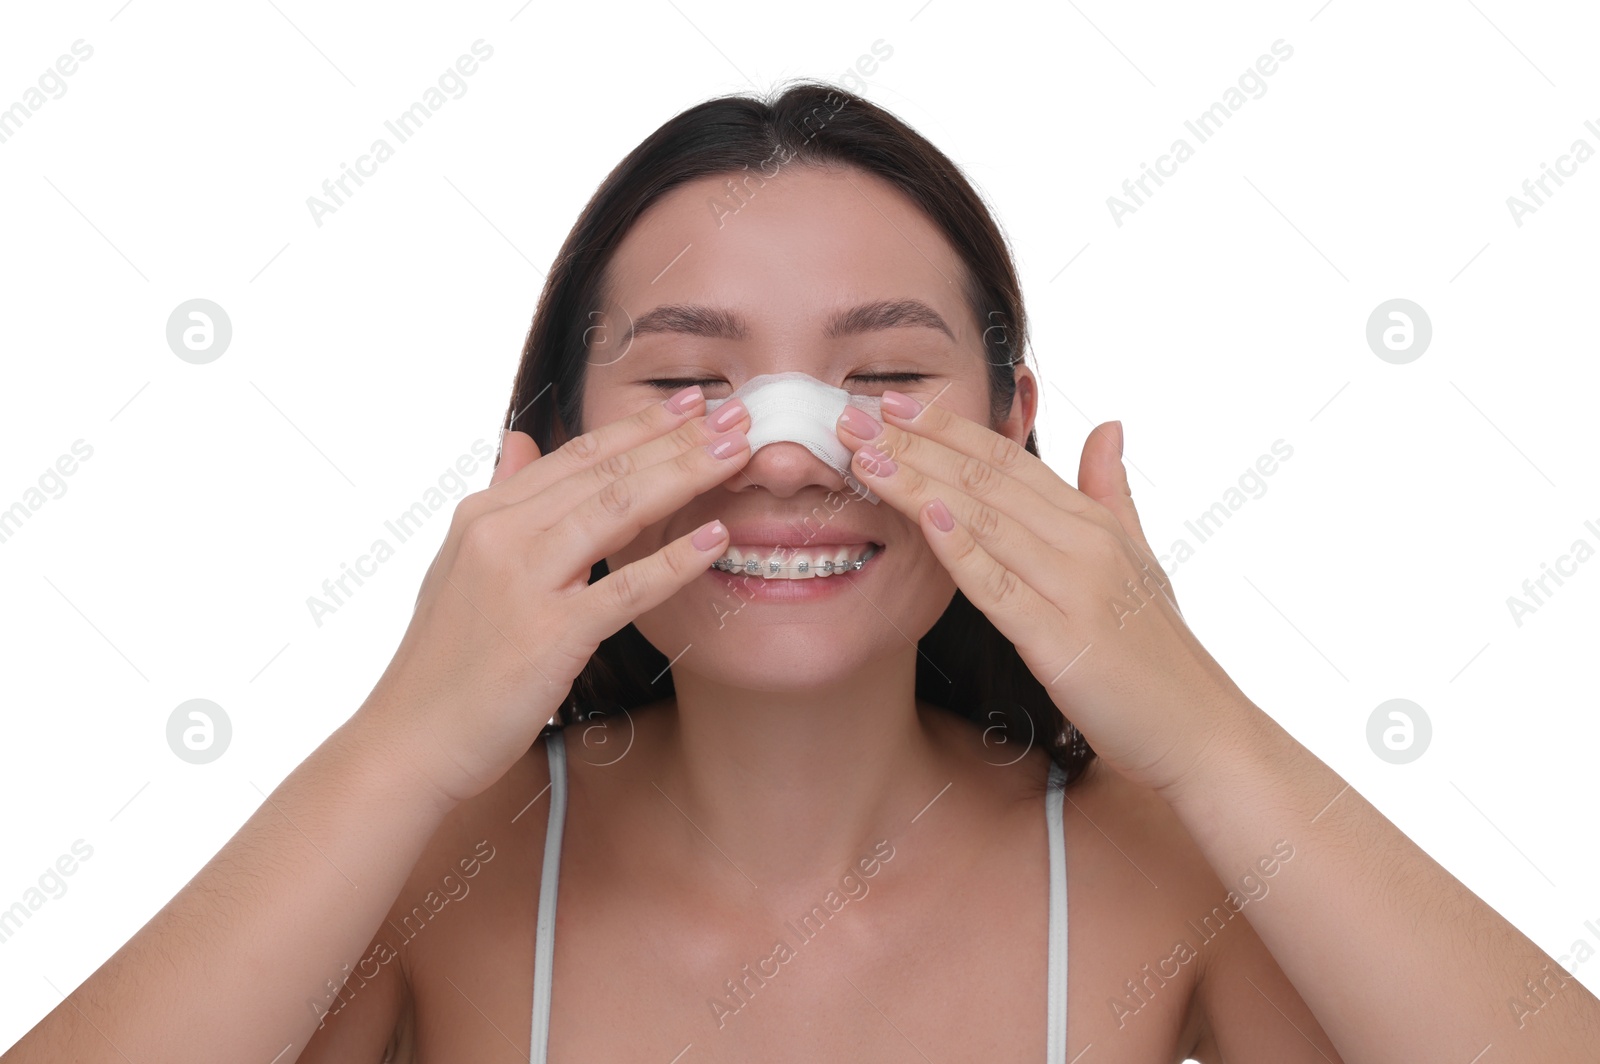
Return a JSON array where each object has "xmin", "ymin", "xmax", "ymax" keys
[{"xmin": 898, "ymin": 533, "xmax": 959, "ymax": 602}]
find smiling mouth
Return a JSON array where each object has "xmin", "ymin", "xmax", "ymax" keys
[{"xmin": 709, "ymin": 542, "xmax": 884, "ymax": 579}]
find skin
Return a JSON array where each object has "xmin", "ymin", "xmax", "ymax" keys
[
  {"xmin": 245, "ymin": 162, "xmax": 1600, "ymax": 1062},
  {"xmin": 289, "ymin": 164, "xmax": 1347, "ymax": 1062}
]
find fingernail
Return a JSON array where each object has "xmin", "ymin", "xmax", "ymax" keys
[
  {"xmin": 928, "ymin": 498, "xmax": 954, "ymax": 532},
  {"xmin": 839, "ymin": 405, "xmax": 883, "ymax": 440},
  {"xmin": 707, "ymin": 399, "xmax": 747, "ymax": 433},
  {"xmin": 664, "ymin": 384, "xmax": 703, "ymax": 415},
  {"xmin": 706, "ymin": 430, "xmax": 748, "ymax": 460},
  {"xmin": 692, "ymin": 520, "xmax": 726, "ymax": 551},
  {"xmin": 857, "ymin": 444, "xmax": 896, "ymax": 477},
  {"xmin": 882, "ymin": 390, "xmax": 921, "ymax": 418},
  {"xmin": 1108, "ymin": 420, "xmax": 1124, "ymax": 457}
]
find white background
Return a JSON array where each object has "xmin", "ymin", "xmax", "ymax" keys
[{"xmin": 2, "ymin": 0, "xmax": 1597, "ymax": 1055}]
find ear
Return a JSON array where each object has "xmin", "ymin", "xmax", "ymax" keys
[{"xmin": 1000, "ymin": 362, "xmax": 1039, "ymax": 448}]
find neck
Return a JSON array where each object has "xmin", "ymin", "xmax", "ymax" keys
[{"xmin": 651, "ymin": 645, "xmax": 949, "ymax": 893}]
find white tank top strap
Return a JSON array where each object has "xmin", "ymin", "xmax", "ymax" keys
[
  {"xmin": 528, "ymin": 729, "xmax": 567, "ymax": 1064},
  {"xmin": 1045, "ymin": 757, "xmax": 1069, "ymax": 1063}
]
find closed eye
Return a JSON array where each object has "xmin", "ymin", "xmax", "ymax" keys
[{"xmin": 646, "ymin": 373, "xmax": 927, "ymax": 390}]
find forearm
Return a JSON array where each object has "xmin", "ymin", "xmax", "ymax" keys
[
  {"xmin": 1164, "ymin": 697, "xmax": 1600, "ymax": 1063},
  {"xmin": 4, "ymin": 702, "xmax": 455, "ymax": 1063}
]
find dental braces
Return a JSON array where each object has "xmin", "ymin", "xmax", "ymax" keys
[{"xmin": 709, "ymin": 545, "xmax": 880, "ymax": 576}]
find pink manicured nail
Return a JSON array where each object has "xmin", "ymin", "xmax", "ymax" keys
[
  {"xmin": 707, "ymin": 399, "xmax": 747, "ymax": 433},
  {"xmin": 882, "ymin": 390, "xmax": 921, "ymax": 418},
  {"xmin": 838, "ymin": 405, "xmax": 883, "ymax": 440},
  {"xmin": 692, "ymin": 520, "xmax": 726, "ymax": 551},
  {"xmin": 664, "ymin": 384, "xmax": 703, "ymax": 414},
  {"xmin": 857, "ymin": 445, "xmax": 896, "ymax": 477},
  {"xmin": 927, "ymin": 498, "xmax": 955, "ymax": 532},
  {"xmin": 706, "ymin": 430, "xmax": 748, "ymax": 459}
]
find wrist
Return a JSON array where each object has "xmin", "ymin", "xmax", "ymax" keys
[
  {"xmin": 1153, "ymin": 689, "xmax": 1280, "ymax": 810},
  {"xmin": 333, "ymin": 698, "xmax": 463, "ymax": 822}
]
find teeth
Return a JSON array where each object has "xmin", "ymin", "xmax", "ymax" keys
[{"xmin": 710, "ymin": 543, "xmax": 881, "ymax": 580}]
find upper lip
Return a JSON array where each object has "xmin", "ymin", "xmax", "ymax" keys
[{"xmin": 718, "ymin": 519, "xmax": 884, "ymax": 548}]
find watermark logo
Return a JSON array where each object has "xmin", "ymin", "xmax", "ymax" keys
[
  {"xmin": 166, "ymin": 299, "xmax": 232, "ymax": 364},
  {"xmin": 1366, "ymin": 698, "xmax": 1430, "ymax": 764},
  {"xmin": 570, "ymin": 701, "xmax": 636, "ymax": 767},
  {"xmin": 977, "ymin": 698, "xmax": 1037, "ymax": 767},
  {"xmin": 1365, "ymin": 298, "xmax": 1431, "ymax": 364},
  {"xmin": 166, "ymin": 698, "xmax": 232, "ymax": 764}
]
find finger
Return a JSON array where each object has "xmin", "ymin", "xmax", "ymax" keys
[
  {"xmin": 525, "ymin": 396, "xmax": 753, "ymax": 527},
  {"xmin": 866, "ymin": 390, "xmax": 1107, "ymax": 522},
  {"xmin": 569, "ymin": 516, "xmax": 731, "ymax": 648},
  {"xmin": 905, "ymin": 489, "xmax": 1085, "ymax": 686},
  {"xmin": 497, "ymin": 417, "xmax": 750, "ymax": 593},
  {"xmin": 493, "ymin": 385, "xmax": 735, "ymax": 508},
  {"xmin": 553, "ymin": 423, "xmax": 751, "ymax": 568},
  {"xmin": 1076, "ymin": 421, "xmax": 1137, "ymax": 538},
  {"xmin": 491, "ymin": 429, "xmax": 541, "ymax": 487},
  {"xmin": 1076, "ymin": 421, "xmax": 1177, "ymax": 612},
  {"xmin": 850, "ymin": 437, "xmax": 1088, "ymax": 614},
  {"xmin": 840, "ymin": 407, "xmax": 1097, "ymax": 554}
]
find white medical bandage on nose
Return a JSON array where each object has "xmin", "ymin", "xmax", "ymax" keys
[{"xmin": 702, "ymin": 371, "xmax": 884, "ymax": 505}]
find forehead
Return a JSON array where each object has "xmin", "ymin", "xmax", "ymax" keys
[{"xmin": 602, "ymin": 164, "xmax": 972, "ymax": 341}]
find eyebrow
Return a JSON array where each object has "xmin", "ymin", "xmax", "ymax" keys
[{"xmin": 619, "ymin": 298, "xmax": 956, "ymax": 348}]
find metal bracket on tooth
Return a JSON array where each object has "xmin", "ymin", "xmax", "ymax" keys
[{"xmin": 710, "ymin": 554, "xmax": 871, "ymax": 575}]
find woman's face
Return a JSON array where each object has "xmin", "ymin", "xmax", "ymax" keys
[{"xmin": 581, "ymin": 163, "xmax": 1037, "ymax": 691}]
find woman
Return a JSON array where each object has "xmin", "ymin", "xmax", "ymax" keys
[{"xmin": 10, "ymin": 82, "xmax": 1596, "ymax": 1063}]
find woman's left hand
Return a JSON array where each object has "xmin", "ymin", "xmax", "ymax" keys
[{"xmin": 838, "ymin": 389, "xmax": 1254, "ymax": 796}]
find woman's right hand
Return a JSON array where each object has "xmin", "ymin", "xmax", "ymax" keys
[{"xmin": 357, "ymin": 385, "xmax": 749, "ymax": 808}]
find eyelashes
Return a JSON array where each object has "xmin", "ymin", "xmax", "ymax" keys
[{"xmin": 645, "ymin": 373, "xmax": 927, "ymax": 390}]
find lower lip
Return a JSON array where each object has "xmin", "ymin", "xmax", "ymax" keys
[{"xmin": 704, "ymin": 546, "xmax": 884, "ymax": 601}]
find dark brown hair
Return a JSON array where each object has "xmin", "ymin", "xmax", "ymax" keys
[{"xmin": 504, "ymin": 79, "xmax": 1094, "ymax": 789}]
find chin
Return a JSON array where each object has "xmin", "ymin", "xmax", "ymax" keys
[
  {"xmin": 667, "ymin": 653, "xmax": 874, "ymax": 695},
  {"xmin": 637, "ymin": 612, "xmax": 878, "ymax": 685}
]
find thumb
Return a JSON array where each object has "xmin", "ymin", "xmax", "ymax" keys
[
  {"xmin": 1076, "ymin": 421, "xmax": 1134, "ymax": 527},
  {"xmin": 491, "ymin": 429, "xmax": 541, "ymax": 486},
  {"xmin": 1077, "ymin": 421, "xmax": 1178, "ymax": 612}
]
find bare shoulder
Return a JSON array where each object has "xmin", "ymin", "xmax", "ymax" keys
[
  {"xmin": 1051, "ymin": 756, "xmax": 1224, "ymax": 1054},
  {"xmin": 1064, "ymin": 757, "xmax": 1341, "ymax": 1063},
  {"xmin": 399, "ymin": 727, "xmax": 554, "ymax": 977},
  {"xmin": 296, "ymin": 731, "xmax": 555, "ymax": 1062},
  {"xmin": 408, "ymin": 730, "xmax": 552, "ymax": 939},
  {"xmin": 1064, "ymin": 755, "xmax": 1231, "ymax": 893},
  {"xmin": 383, "ymin": 730, "xmax": 558, "ymax": 1061}
]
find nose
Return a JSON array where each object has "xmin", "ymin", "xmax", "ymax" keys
[{"xmin": 721, "ymin": 438, "xmax": 857, "ymax": 503}]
